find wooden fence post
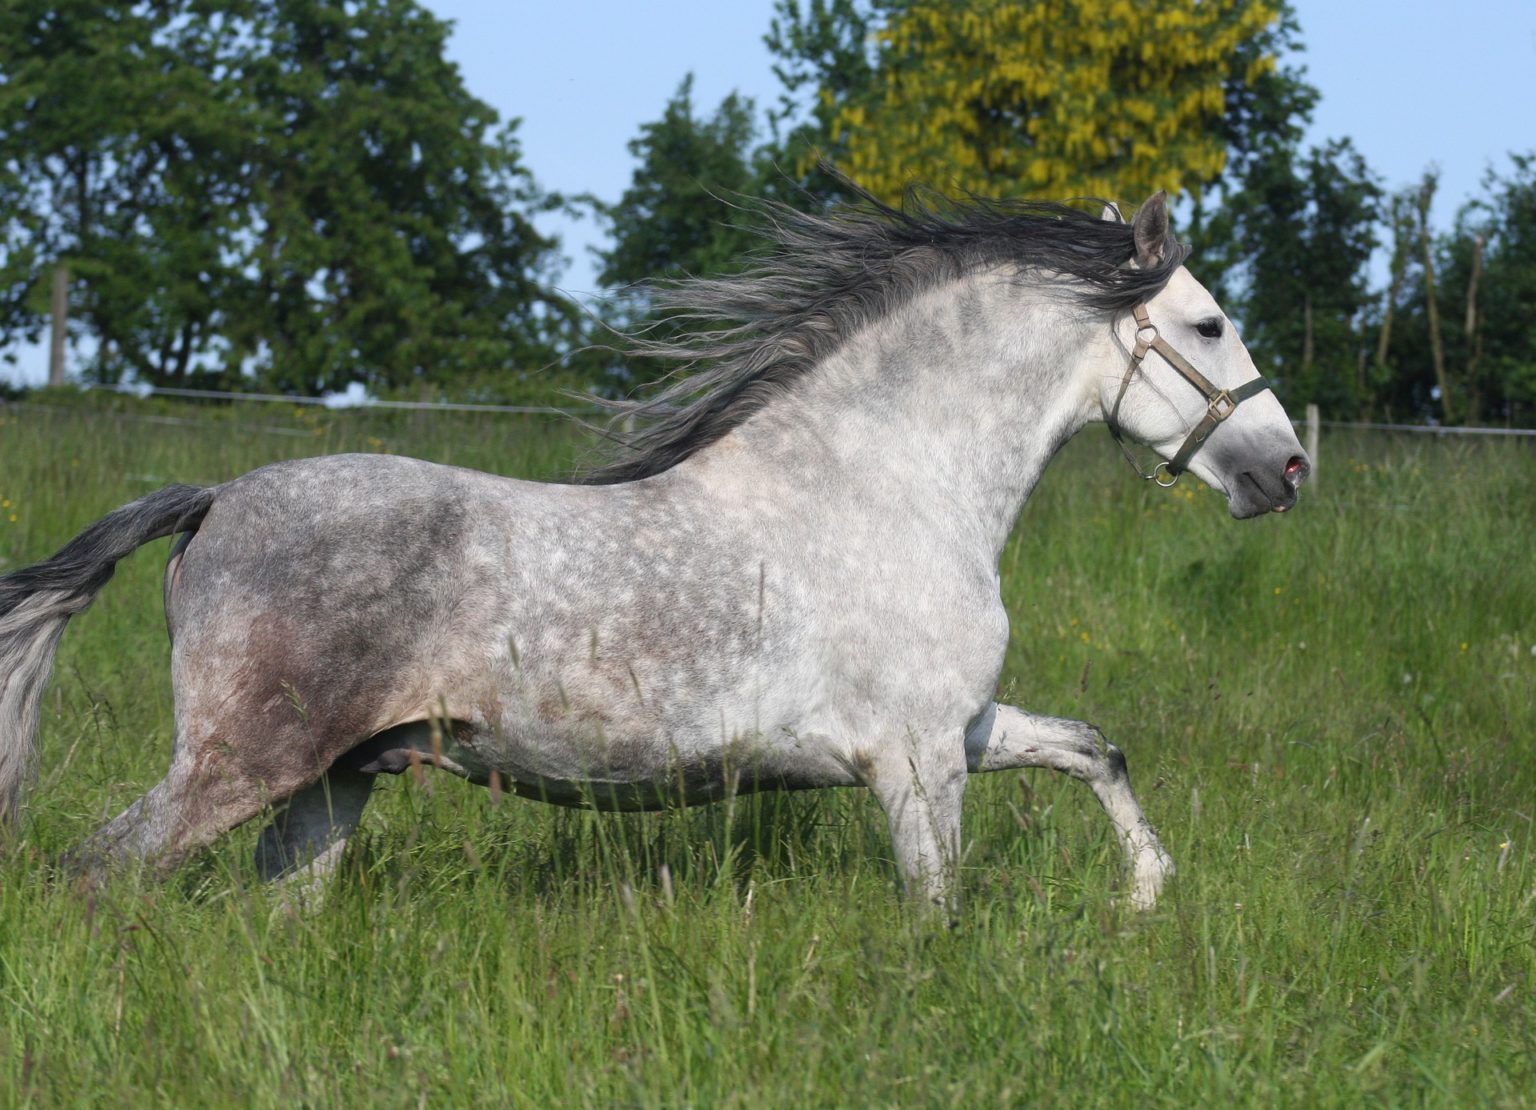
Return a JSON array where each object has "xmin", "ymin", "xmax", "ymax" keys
[{"xmin": 1305, "ymin": 403, "xmax": 1320, "ymax": 484}]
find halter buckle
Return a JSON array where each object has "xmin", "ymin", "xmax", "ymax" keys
[{"xmin": 1109, "ymin": 303, "xmax": 1274, "ymax": 489}]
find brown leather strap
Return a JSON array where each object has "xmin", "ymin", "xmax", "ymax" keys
[
  {"xmin": 1105, "ymin": 303, "xmax": 1273, "ymax": 484},
  {"xmin": 1165, "ymin": 374, "xmax": 1271, "ymax": 475}
]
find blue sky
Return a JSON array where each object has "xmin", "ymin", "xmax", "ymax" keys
[{"xmin": 6, "ymin": 0, "xmax": 1533, "ymax": 384}]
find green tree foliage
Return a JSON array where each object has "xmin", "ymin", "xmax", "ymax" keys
[
  {"xmin": 597, "ymin": 76, "xmax": 767, "ymax": 294},
  {"xmin": 1197, "ymin": 138, "xmax": 1382, "ymax": 416},
  {"xmin": 1206, "ymin": 2, "xmax": 1315, "ymax": 182},
  {"xmin": 594, "ymin": 76, "xmax": 781, "ymax": 389},
  {"xmin": 595, "ymin": 12, "xmax": 876, "ymax": 321},
  {"xmin": 0, "ymin": 0, "xmax": 572, "ymax": 395},
  {"xmin": 1463, "ymin": 155, "xmax": 1536, "ymax": 422},
  {"xmin": 229, "ymin": 0, "xmax": 574, "ymax": 396},
  {"xmin": 0, "ymin": 2, "xmax": 247, "ymax": 383},
  {"xmin": 1382, "ymin": 155, "xmax": 1536, "ymax": 425}
]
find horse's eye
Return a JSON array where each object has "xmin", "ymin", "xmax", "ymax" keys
[{"xmin": 1196, "ymin": 318, "xmax": 1224, "ymax": 340}]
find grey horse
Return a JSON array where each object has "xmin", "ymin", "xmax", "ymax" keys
[{"xmin": 0, "ymin": 188, "xmax": 1308, "ymax": 914}]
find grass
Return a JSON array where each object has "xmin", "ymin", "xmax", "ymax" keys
[{"xmin": 1, "ymin": 394, "xmax": 1533, "ymax": 1106}]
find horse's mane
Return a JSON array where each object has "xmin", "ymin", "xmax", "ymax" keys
[{"xmin": 580, "ymin": 182, "xmax": 1189, "ymax": 486}]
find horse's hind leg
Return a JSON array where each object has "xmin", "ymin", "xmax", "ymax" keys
[
  {"xmin": 69, "ymin": 757, "xmax": 275, "ymax": 882},
  {"xmin": 68, "ymin": 723, "xmax": 329, "ymax": 884},
  {"xmin": 965, "ymin": 703, "xmax": 1173, "ymax": 909},
  {"xmin": 253, "ymin": 767, "xmax": 373, "ymax": 889}
]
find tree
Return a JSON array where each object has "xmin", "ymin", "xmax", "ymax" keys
[
  {"xmin": 0, "ymin": 0, "xmax": 573, "ymax": 396},
  {"xmin": 1388, "ymin": 154, "xmax": 1536, "ymax": 425},
  {"xmin": 768, "ymin": 0, "xmax": 1300, "ymax": 206},
  {"xmin": 1466, "ymin": 154, "xmax": 1536, "ymax": 423},
  {"xmin": 0, "ymin": 1, "xmax": 249, "ymax": 383},
  {"xmin": 1413, "ymin": 172, "xmax": 1454, "ymax": 422},
  {"xmin": 1184, "ymin": 0, "xmax": 1315, "ymax": 246},
  {"xmin": 229, "ymin": 0, "xmax": 574, "ymax": 396},
  {"xmin": 597, "ymin": 76, "xmax": 768, "ymax": 293},
  {"xmin": 1368, "ymin": 193, "xmax": 1417, "ymax": 421},
  {"xmin": 1196, "ymin": 138, "xmax": 1381, "ymax": 416},
  {"xmin": 764, "ymin": 0, "xmax": 878, "ymax": 204},
  {"xmin": 594, "ymin": 76, "xmax": 782, "ymax": 389}
]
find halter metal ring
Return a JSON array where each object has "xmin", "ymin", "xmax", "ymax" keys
[
  {"xmin": 1152, "ymin": 461, "xmax": 1179, "ymax": 487},
  {"xmin": 1207, "ymin": 390, "xmax": 1236, "ymax": 421}
]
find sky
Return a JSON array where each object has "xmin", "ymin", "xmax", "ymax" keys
[{"xmin": 5, "ymin": 0, "xmax": 1533, "ymax": 385}]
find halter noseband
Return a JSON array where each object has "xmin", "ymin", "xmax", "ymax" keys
[{"xmin": 1104, "ymin": 303, "xmax": 1273, "ymax": 487}]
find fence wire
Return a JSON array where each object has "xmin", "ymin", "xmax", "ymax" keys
[{"xmin": 5, "ymin": 383, "xmax": 1534, "ymax": 438}]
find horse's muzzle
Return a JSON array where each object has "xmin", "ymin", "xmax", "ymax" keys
[{"xmin": 1228, "ymin": 451, "xmax": 1310, "ymax": 518}]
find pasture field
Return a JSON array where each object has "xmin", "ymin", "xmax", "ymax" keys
[{"xmin": 1, "ymin": 395, "xmax": 1533, "ymax": 1107}]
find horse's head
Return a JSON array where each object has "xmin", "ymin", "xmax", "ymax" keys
[{"xmin": 1100, "ymin": 193, "xmax": 1310, "ymax": 519}]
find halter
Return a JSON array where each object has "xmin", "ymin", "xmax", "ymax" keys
[{"xmin": 1104, "ymin": 302, "xmax": 1273, "ymax": 487}]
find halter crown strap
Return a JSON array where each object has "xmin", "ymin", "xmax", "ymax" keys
[{"xmin": 1105, "ymin": 303, "xmax": 1273, "ymax": 486}]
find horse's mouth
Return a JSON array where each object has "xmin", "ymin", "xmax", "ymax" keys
[{"xmin": 1229, "ymin": 456, "xmax": 1308, "ymax": 518}]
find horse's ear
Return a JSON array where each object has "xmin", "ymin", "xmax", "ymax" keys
[
  {"xmin": 1100, "ymin": 202, "xmax": 1124, "ymax": 223},
  {"xmin": 1132, "ymin": 191, "xmax": 1170, "ymax": 267}
]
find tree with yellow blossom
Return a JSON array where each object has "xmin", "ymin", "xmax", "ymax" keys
[{"xmin": 769, "ymin": 0, "xmax": 1300, "ymax": 206}]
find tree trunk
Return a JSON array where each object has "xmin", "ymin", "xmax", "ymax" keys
[
  {"xmin": 48, "ymin": 264, "xmax": 69, "ymax": 387},
  {"xmin": 1371, "ymin": 206, "xmax": 1411, "ymax": 422},
  {"xmin": 1302, "ymin": 293, "xmax": 1314, "ymax": 374},
  {"xmin": 1464, "ymin": 234, "xmax": 1484, "ymax": 424},
  {"xmin": 1374, "ymin": 280, "xmax": 1399, "ymax": 372},
  {"xmin": 1416, "ymin": 177, "xmax": 1452, "ymax": 423}
]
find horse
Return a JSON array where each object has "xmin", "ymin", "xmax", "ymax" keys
[{"xmin": 0, "ymin": 187, "xmax": 1309, "ymax": 915}]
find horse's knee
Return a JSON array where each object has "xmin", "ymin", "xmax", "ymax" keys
[{"xmin": 1077, "ymin": 724, "xmax": 1129, "ymax": 777}]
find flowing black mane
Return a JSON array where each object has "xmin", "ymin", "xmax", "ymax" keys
[{"xmin": 582, "ymin": 185, "xmax": 1189, "ymax": 485}]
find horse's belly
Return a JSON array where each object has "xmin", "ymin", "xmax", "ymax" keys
[{"xmin": 463, "ymin": 709, "xmax": 857, "ymax": 811}]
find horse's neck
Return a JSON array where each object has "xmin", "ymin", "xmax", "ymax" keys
[{"xmin": 695, "ymin": 275, "xmax": 1101, "ymax": 561}]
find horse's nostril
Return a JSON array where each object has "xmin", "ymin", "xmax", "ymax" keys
[{"xmin": 1284, "ymin": 456, "xmax": 1310, "ymax": 488}]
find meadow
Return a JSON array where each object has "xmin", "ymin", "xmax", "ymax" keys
[{"xmin": 1, "ymin": 394, "xmax": 1532, "ymax": 1106}]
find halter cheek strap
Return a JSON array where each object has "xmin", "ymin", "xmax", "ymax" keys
[{"xmin": 1104, "ymin": 303, "xmax": 1273, "ymax": 487}]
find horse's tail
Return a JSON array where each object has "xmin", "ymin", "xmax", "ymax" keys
[{"xmin": 0, "ymin": 483, "xmax": 216, "ymax": 827}]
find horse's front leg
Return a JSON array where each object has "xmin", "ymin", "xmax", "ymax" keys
[
  {"xmin": 964, "ymin": 703, "xmax": 1173, "ymax": 909},
  {"xmin": 860, "ymin": 727, "xmax": 969, "ymax": 922}
]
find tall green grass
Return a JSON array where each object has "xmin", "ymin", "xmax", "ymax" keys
[{"xmin": 2, "ymin": 396, "xmax": 1532, "ymax": 1106}]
